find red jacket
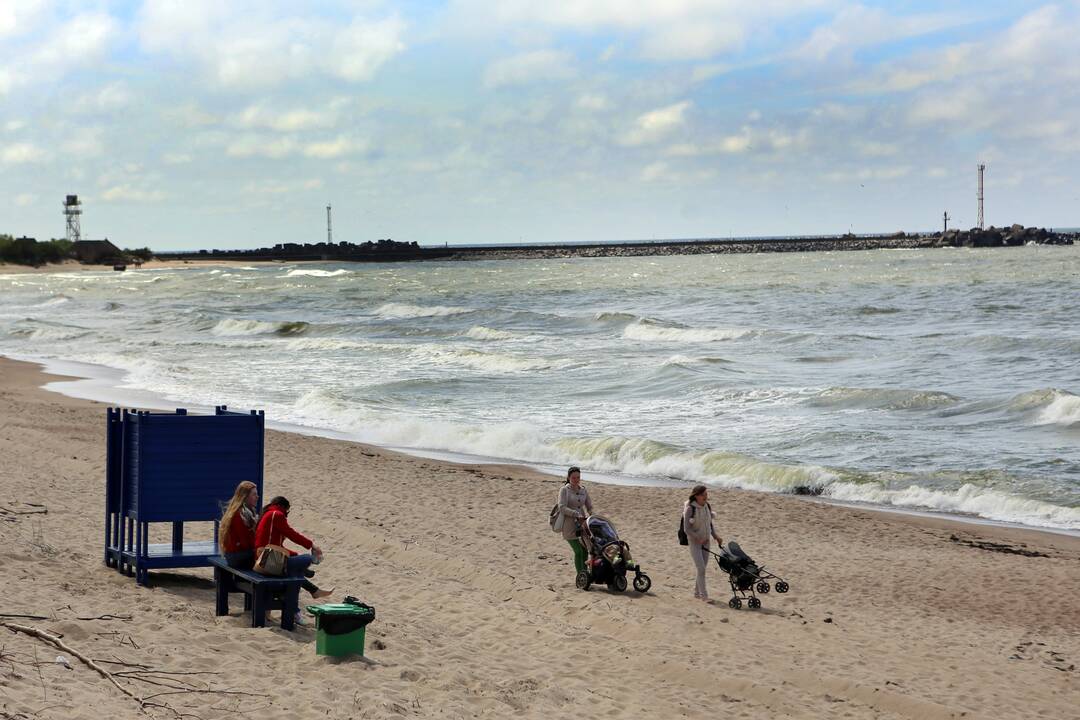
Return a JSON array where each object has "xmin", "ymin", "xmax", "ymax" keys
[
  {"xmin": 254, "ymin": 505, "xmax": 312, "ymax": 557},
  {"xmin": 222, "ymin": 510, "xmax": 256, "ymax": 553}
]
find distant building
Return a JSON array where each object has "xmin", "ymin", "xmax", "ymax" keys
[{"xmin": 73, "ymin": 239, "xmax": 123, "ymax": 264}]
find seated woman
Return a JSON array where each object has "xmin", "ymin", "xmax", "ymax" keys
[
  {"xmin": 254, "ymin": 495, "xmax": 333, "ymax": 604},
  {"xmin": 219, "ymin": 480, "xmax": 259, "ymax": 570}
]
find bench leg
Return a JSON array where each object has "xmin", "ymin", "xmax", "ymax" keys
[
  {"xmin": 281, "ymin": 585, "xmax": 298, "ymax": 631},
  {"xmin": 214, "ymin": 566, "xmax": 229, "ymax": 617},
  {"xmin": 251, "ymin": 588, "xmax": 266, "ymax": 628},
  {"xmin": 243, "ymin": 591, "xmax": 252, "ymax": 612}
]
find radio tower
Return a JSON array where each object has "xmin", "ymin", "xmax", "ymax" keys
[
  {"xmin": 63, "ymin": 195, "xmax": 82, "ymax": 242},
  {"xmin": 977, "ymin": 164, "xmax": 986, "ymax": 230},
  {"xmin": 326, "ymin": 204, "xmax": 333, "ymax": 244}
]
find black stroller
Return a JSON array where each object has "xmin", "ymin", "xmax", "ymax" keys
[
  {"xmin": 576, "ymin": 515, "xmax": 652, "ymax": 593},
  {"xmin": 711, "ymin": 540, "xmax": 789, "ymax": 610}
]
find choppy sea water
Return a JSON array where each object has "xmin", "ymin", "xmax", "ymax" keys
[{"xmin": 2, "ymin": 247, "xmax": 1078, "ymax": 530}]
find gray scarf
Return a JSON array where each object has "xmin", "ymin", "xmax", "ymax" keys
[{"xmin": 239, "ymin": 505, "xmax": 258, "ymax": 530}]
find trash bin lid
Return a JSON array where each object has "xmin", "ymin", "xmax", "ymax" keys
[{"xmin": 306, "ymin": 603, "xmax": 374, "ymax": 616}]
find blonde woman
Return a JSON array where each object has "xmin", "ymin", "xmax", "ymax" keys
[{"xmin": 220, "ymin": 481, "xmax": 260, "ymax": 570}]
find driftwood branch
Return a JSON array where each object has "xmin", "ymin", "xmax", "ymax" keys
[{"xmin": 0, "ymin": 620, "xmax": 146, "ymax": 712}]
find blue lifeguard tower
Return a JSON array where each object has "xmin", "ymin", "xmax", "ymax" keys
[{"xmin": 104, "ymin": 406, "xmax": 265, "ymax": 586}]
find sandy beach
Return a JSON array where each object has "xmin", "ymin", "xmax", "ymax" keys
[{"xmin": 0, "ymin": 355, "xmax": 1077, "ymax": 719}]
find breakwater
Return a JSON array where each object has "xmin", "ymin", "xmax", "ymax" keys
[{"xmin": 154, "ymin": 226, "xmax": 1074, "ymax": 264}]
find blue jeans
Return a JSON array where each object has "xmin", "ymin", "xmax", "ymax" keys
[{"xmin": 287, "ymin": 553, "xmax": 320, "ymax": 595}]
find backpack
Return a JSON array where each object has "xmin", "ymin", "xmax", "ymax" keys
[{"xmin": 678, "ymin": 502, "xmax": 709, "ymax": 545}]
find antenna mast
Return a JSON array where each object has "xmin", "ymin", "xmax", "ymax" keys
[
  {"xmin": 327, "ymin": 204, "xmax": 333, "ymax": 244},
  {"xmin": 977, "ymin": 164, "xmax": 986, "ymax": 230}
]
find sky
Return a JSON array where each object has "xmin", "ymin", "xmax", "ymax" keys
[{"xmin": 1, "ymin": 1, "xmax": 1078, "ymax": 250}]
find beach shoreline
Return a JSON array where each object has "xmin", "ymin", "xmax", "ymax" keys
[
  {"xmin": 1, "ymin": 355, "xmax": 1078, "ymax": 719},
  {"xmin": 12, "ymin": 351, "xmax": 1078, "ymax": 539}
]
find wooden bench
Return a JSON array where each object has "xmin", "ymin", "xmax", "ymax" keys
[{"xmin": 209, "ymin": 556, "xmax": 304, "ymax": 631}]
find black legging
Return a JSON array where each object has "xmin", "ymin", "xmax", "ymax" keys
[{"xmin": 225, "ymin": 549, "xmax": 320, "ymax": 594}]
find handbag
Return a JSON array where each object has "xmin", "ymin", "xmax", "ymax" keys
[
  {"xmin": 253, "ymin": 512, "xmax": 290, "ymax": 576},
  {"xmin": 549, "ymin": 504, "xmax": 565, "ymax": 533}
]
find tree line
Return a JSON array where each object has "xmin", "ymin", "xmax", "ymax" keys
[{"xmin": 0, "ymin": 234, "xmax": 153, "ymax": 266}]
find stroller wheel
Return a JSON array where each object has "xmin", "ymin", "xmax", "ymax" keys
[
  {"xmin": 575, "ymin": 571, "xmax": 591, "ymax": 591},
  {"xmin": 774, "ymin": 581, "xmax": 789, "ymax": 594},
  {"xmin": 748, "ymin": 597, "xmax": 761, "ymax": 610},
  {"xmin": 612, "ymin": 575, "xmax": 628, "ymax": 592},
  {"xmin": 756, "ymin": 581, "xmax": 770, "ymax": 594},
  {"xmin": 728, "ymin": 597, "xmax": 742, "ymax": 610},
  {"xmin": 633, "ymin": 573, "xmax": 652, "ymax": 593}
]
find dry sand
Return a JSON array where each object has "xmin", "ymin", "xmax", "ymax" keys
[{"xmin": 0, "ymin": 356, "xmax": 1077, "ymax": 719}]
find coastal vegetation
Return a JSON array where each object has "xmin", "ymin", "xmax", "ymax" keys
[{"xmin": 0, "ymin": 234, "xmax": 154, "ymax": 267}]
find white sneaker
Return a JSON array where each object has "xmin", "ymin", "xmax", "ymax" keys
[{"xmin": 294, "ymin": 611, "xmax": 306, "ymax": 626}]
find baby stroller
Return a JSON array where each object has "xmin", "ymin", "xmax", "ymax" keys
[
  {"xmin": 576, "ymin": 515, "xmax": 652, "ymax": 593},
  {"xmin": 710, "ymin": 540, "xmax": 789, "ymax": 610}
]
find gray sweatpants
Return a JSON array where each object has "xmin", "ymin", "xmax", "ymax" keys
[{"xmin": 690, "ymin": 543, "xmax": 710, "ymax": 597}]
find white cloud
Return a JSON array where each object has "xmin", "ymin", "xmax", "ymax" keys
[
  {"xmin": 1, "ymin": 142, "xmax": 48, "ymax": 164},
  {"xmin": 640, "ymin": 22, "xmax": 743, "ymax": 61},
  {"xmin": 303, "ymin": 136, "xmax": 368, "ymax": 159},
  {"xmin": 101, "ymin": 185, "xmax": 167, "ymax": 203},
  {"xmin": 484, "ymin": 49, "xmax": 576, "ymax": 89},
  {"xmin": 136, "ymin": 1, "xmax": 405, "ymax": 89},
  {"xmin": 0, "ymin": 0, "xmax": 47, "ymax": 39},
  {"xmin": 31, "ymin": 12, "xmax": 118, "ymax": 72},
  {"xmin": 576, "ymin": 93, "xmax": 610, "ymax": 111},
  {"xmin": 62, "ymin": 127, "xmax": 105, "ymax": 158},
  {"xmin": 226, "ymin": 135, "xmax": 299, "ymax": 158},
  {"xmin": 163, "ymin": 153, "xmax": 192, "ymax": 165},
  {"xmin": 233, "ymin": 105, "xmax": 339, "ymax": 132},
  {"xmin": 73, "ymin": 82, "xmax": 133, "ymax": 114},
  {"xmin": 14, "ymin": 193, "xmax": 37, "ymax": 207},
  {"xmin": 621, "ymin": 101, "xmax": 691, "ymax": 146},
  {"xmin": 455, "ymin": 0, "xmax": 833, "ymax": 61},
  {"xmin": 795, "ymin": 6, "xmax": 964, "ymax": 62},
  {"xmin": 242, "ymin": 178, "xmax": 325, "ymax": 195}
]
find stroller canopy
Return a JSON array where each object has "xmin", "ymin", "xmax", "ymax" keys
[{"xmin": 585, "ymin": 515, "xmax": 620, "ymax": 545}]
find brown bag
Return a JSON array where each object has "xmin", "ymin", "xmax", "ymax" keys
[{"xmin": 253, "ymin": 512, "xmax": 289, "ymax": 576}]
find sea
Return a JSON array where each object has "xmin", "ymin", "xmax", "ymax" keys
[{"xmin": 2, "ymin": 245, "xmax": 1078, "ymax": 531}]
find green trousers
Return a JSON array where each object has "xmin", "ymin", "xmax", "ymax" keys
[{"xmin": 567, "ymin": 538, "xmax": 587, "ymax": 574}]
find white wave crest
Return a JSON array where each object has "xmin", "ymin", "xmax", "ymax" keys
[
  {"xmin": 211, "ymin": 318, "xmax": 309, "ymax": 336},
  {"xmin": 38, "ymin": 295, "xmax": 72, "ymax": 307},
  {"xmin": 410, "ymin": 345, "xmax": 564, "ymax": 372},
  {"xmin": 807, "ymin": 387, "xmax": 960, "ymax": 411},
  {"xmin": 374, "ymin": 303, "xmax": 473, "ymax": 319},
  {"xmin": 284, "ymin": 268, "xmax": 351, "ymax": 278},
  {"xmin": 1034, "ymin": 391, "xmax": 1080, "ymax": 427},
  {"xmin": 464, "ymin": 326, "xmax": 518, "ymax": 341},
  {"xmin": 623, "ymin": 321, "xmax": 754, "ymax": 343},
  {"xmin": 826, "ymin": 482, "xmax": 1080, "ymax": 530},
  {"xmin": 661, "ymin": 354, "xmax": 734, "ymax": 367}
]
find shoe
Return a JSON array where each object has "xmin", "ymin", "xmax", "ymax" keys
[
  {"xmin": 312, "ymin": 587, "xmax": 335, "ymax": 600},
  {"xmin": 293, "ymin": 611, "xmax": 306, "ymax": 626}
]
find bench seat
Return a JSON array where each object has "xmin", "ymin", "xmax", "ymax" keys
[{"xmin": 209, "ymin": 556, "xmax": 304, "ymax": 631}]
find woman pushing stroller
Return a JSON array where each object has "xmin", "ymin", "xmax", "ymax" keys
[
  {"xmin": 684, "ymin": 485, "xmax": 723, "ymax": 602},
  {"xmin": 556, "ymin": 466, "xmax": 593, "ymax": 576}
]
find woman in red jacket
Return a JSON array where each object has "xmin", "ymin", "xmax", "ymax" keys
[
  {"xmin": 219, "ymin": 481, "xmax": 259, "ymax": 570},
  {"xmin": 255, "ymin": 495, "xmax": 333, "ymax": 600}
]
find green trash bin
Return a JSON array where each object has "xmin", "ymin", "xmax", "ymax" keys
[{"xmin": 307, "ymin": 599, "xmax": 376, "ymax": 657}]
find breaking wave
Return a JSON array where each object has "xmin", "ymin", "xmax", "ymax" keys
[
  {"xmin": 806, "ymin": 387, "xmax": 961, "ymax": 411},
  {"xmin": 211, "ymin": 319, "xmax": 310, "ymax": 337},
  {"xmin": 464, "ymin": 326, "xmax": 519, "ymax": 341},
  {"xmin": 374, "ymin": 303, "xmax": 474, "ymax": 319},
  {"xmin": 623, "ymin": 320, "xmax": 756, "ymax": 343},
  {"xmin": 283, "ymin": 268, "xmax": 351, "ymax": 278}
]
